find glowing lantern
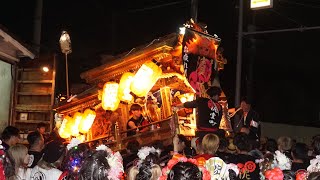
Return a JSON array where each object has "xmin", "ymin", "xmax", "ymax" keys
[
  {"xmin": 59, "ymin": 115, "xmax": 73, "ymax": 139},
  {"xmin": 71, "ymin": 112, "xmax": 82, "ymax": 136},
  {"xmin": 101, "ymin": 82, "xmax": 120, "ymax": 111},
  {"xmin": 118, "ymin": 72, "xmax": 134, "ymax": 103},
  {"xmin": 78, "ymin": 108, "xmax": 96, "ymax": 134},
  {"xmin": 178, "ymin": 93, "xmax": 195, "ymax": 103},
  {"xmin": 130, "ymin": 60, "xmax": 162, "ymax": 97}
]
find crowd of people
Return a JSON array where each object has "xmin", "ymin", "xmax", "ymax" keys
[
  {"xmin": 1, "ymin": 122, "xmax": 320, "ymax": 179},
  {"xmin": 1, "ymin": 86, "xmax": 320, "ymax": 179}
]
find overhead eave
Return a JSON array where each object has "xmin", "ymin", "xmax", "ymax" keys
[
  {"xmin": 80, "ymin": 33, "xmax": 178, "ymax": 84},
  {"xmin": 0, "ymin": 28, "xmax": 35, "ymax": 63}
]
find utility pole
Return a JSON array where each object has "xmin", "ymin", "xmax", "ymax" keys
[
  {"xmin": 235, "ymin": 0, "xmax": 244, "ymax": 108},
  {"xmin": 191, "ymin": 0, "xmax": 198, "ymax": 22},
  {"xmin": 235, "ymin": 1, "xmax": 320, "ymax": 108}
]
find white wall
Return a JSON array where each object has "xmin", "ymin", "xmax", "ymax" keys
[
  {"xmin": 261, "ymin": 122, "xmax": 320, "ymax": 145},
  {"xmin": 0, "ymin": 60, "xmax": 12, "ymax": 132}
]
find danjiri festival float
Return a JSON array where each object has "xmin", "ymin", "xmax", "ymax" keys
[{"xmin": 53, "ymin": 20, "xmax": 232, "ymax": 150}]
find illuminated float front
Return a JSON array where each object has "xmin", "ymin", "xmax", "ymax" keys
[{"xmin": 53, "ymin": 19, "xmax": 231, "ymax": 149}]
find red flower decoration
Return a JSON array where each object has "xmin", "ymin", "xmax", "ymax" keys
[
  {"xmin": 296, "ymin": 170, "xmax": 307, "ymax": 180},
  {"xmin": 264, "ymin": 167, "xmax": 284, "ymax": 180},
  {"xmin": 167, "ymin": 159, "xmax": 179, "ymax": 169},
  {"xmin": 237, "ymin": 163, "xmax": 246, "ymax": 174},
  {"xmin": 244, "ymin": 161, "xmax": 256, "ymax": 173}
]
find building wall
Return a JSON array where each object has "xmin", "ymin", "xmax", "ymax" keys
[
  {"xmin": 0, "ymin": 60, "xmax": 12, "ymax": 132},
  {"xmin": 261, "ymin": 122, "xmax": 320, "ymax": 145}
]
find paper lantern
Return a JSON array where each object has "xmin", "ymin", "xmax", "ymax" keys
[
  {"xmin": 71, "ymin": 112, "xmax": 82, "ymax": 136},
  {"xmin": 178, "ymin": 93, "xmax": 195, "ymax": 103},
  {"xmin": 59, "ymin": 115, "xmax": 73, "ymax": 139},
  {"xmin": 130, "ymin": 60, "xmax": 162, "ymax": 97},
  {"xmin": 101, "ymin": 82, "xmax": 120, "ymax": 111},
  {"xmin": 118, "ymin": 72, "xmax": 134, "ymax": 103},
  {"xmin": 79, "ymin": 108, "xmax": 96, "ymax": 134}
]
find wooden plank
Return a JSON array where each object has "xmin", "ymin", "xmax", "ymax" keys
[
  {"xmin": 18, "ymin": 96, "xmax": 51, "ymax": 105},
  {"xmin": 17, "ymin": 80, "xmax": 53, "ymax": 83},
  {"xmin": 15, "ymin": 104, "xmax": 52, "ymax": 112},
  {"xmin": 15, "ymin": 120, "xmax": 50, "ymax": 124},
  {"xmin": 18, "ymin": 84, "xmax": 52, "ymax": 93},
  {"xmin": 19, "ymin": 71, "xmax": 53, "ymax": 81},
  {"xmin": 17, "ymin": 92, "xmax": 52, "ymax": 95}
]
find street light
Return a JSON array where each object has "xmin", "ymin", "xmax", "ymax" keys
[{"xmin": 59, "ymin": 31, "xmax": 72, "ymax": 99}]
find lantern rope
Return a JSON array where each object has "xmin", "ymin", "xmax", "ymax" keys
[{"xmin": 159, "ymin": 72, "xmax": 195, "ymax": 92}]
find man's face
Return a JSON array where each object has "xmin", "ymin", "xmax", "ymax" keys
[
  {"xmin": 240, "ymin": 101, "xmax": 251, "ymax": 112},
  {"xmin": 212, "ymin": 94, "xmax": 220, "ymax": 101},
  {"xmin": 38, "ymin": 127, "xmax": 46, "ymax": 134},
  {"xmin": 11, "ymin": 135, "xmax": 21, "ymax": 145},
  {"xmin": 132, "ymin": 110, "xmax": 142, "ymax": 118}
]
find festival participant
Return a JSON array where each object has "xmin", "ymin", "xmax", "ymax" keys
[
  {"xmin": 277, "ymin": 136, "xmax": 293, "ymax": 160},
  {"xmin": 123, "ymin": 140, "xmax": 140, "ymax": 171},
  {"xmin": 232, "ymin": 97, "xmax": 261, "ymax": 141},
  {"xmin": 174, "ymin": 86, "xmax": 222, "ymax": 138},
  {"xmin": 168, "ymin": 161, "xmax": 203, "ymax": 180},
  {"xmin": 291, "ymin": 142, "xmax": 310, "ymax": 172},
  {"xmin": 228, "ymin": 133, "xmax": 260, "ymax": 180},
  {"xmin": 62, "ymin": 138, "xmax": 91, "ymax": 180},
  {"xmin": 7, "ymin": 144, "xmax": 31, "ymax": 180},
  {"xmin": 310, "ymin": 134, "xmax": 320, "ymax": 158},
  {"xmin": 27, "ymin": 131, "xmax": 44, "ymax": 168},
  {"xmin": 0, "ymin": 140, "xmax": 9, "ymax": 179},
  {"xmin": 193, "ymin": 133, "xmax": 219, "ymax": 161},
  {"xmin": 1, "ymin": 126, "xmax": 20, "ymax": 151},
  {"xmin": 36, "ymin": 122, "xmax": 46, "ymax": 135},
  {"xmin": 30, "ymin": 141, "xmax": 66, "ymax": 180},
  {"xmin": 78, "ymin": 144, "xmax": 124, "ymax": 180},
  {"xmin": 127, "ymin": 146, "xmax": 161, "ymax": 180},
  {"xmin": 172, "ymin": 134, "xmax": 196, "ymax": 157},
  {"xmin": 159, "ymin": 154, "xmax": 210, "ymax": 180},
  {"xmin": 126, "ymin": 104, "xmax": 150, "ymax": 137}
]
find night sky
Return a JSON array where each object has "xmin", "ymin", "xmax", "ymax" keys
[{"xmin": 1, "ymin": 0, "xmax": 320, "ymax": 127}]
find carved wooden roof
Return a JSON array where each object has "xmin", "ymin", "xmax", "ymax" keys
[
  {"xmin": 55, "ymin": 33, "xmax": 192, "ymax": 114},
  {"xmin": 80, "ymin": 33, "xmax": 179, "ymax": 85}
]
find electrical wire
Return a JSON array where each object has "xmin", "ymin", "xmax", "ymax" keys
[
  {"xmin": 127, "ymin": 0, "xmax": 187, "ymax": 13},
  {"xmin": 279, "ymin": 0, "xmax": 320, "ymax": 9},
  {"xmin": 269, "ymin": 9, "xmax": 303, "ymax": 26}
]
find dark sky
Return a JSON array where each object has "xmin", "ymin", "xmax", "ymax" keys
[{"xmin": 1, "ymin": 0, "xmax": 320, "ymax": 127}]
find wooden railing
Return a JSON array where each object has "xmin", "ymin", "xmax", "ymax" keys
[{"xmin": 84, "ymin": 117, "xmax": 174, "ymax": 151}]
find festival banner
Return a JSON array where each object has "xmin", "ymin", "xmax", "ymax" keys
[{"xmin": 182, "ymin": 28, "xmax": 220, "ymax": 97}]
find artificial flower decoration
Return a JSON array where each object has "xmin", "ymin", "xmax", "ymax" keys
[
  {"xmin": 274, "ymin": 150, "xmax": 291, "ymax": 170},
  {"xmin": 106, "ymin": 151, "xmax": 124, "ymax": 180},
  {"xmin": 67, "ymin": 138, "xmax": 82, "ymax": 150},
  {"xmin": 95, "ymin": 144, "xmax": 107, "ymax": 151},
  {"xmin": 160, "ymin": 154, "xmax": 211, "ymax": 180},
  {"xmin": 137, "ymin": 146, "xmax": 161, "ymax": 161},
  {"xmin": 296, "ymin": 169, "xmax": 307, "ymax": 180},
  {"xmin": 264, "ymin": 167, "xmax": 284, "ymax": 180},
  {"xmin": 95, "ymin": 144, "xmax": 124, "ymax": 180},
  {"xmin": 307, "ymin": 155, "xmax": 320, "ymax": 173}
]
